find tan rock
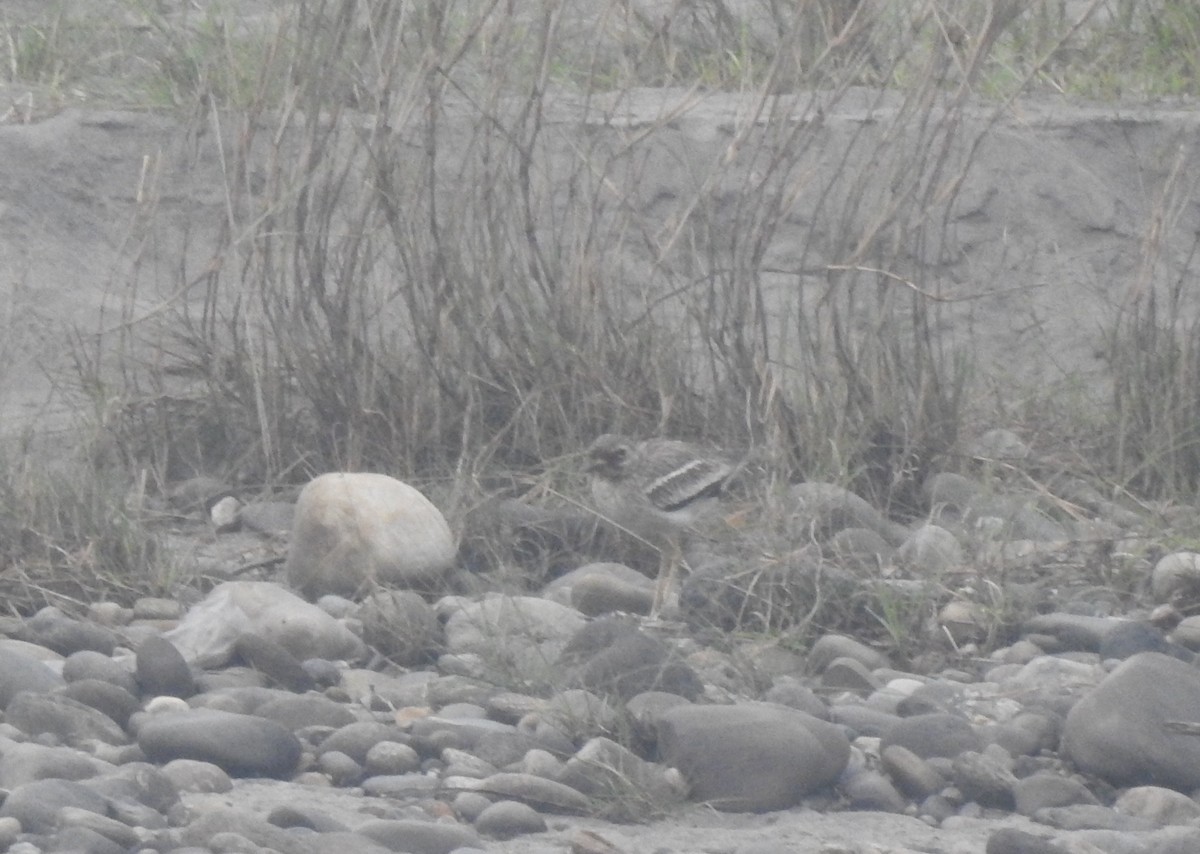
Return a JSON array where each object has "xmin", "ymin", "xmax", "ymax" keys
[{"xmin": 285, "ymin": 472, "xmax": 456, "ymax": 598}]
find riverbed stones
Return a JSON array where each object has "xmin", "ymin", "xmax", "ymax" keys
[
  {"xmin": 1152, "ymin": 552, "xmax": 1200, "ymax": 604},
  {"xmin": 232, "ymin": 632, "xmax": 315, "ymax": 692},
  {"xmin": 6, "ymin": 691, "xmax": 128, "ymax": 746},
  {"xmin": 137, "ymin": 708, "xmax": 302, "ymax": 778},
  {"xmin": 19, "ymin": 606, "xmax": 118, "ymax": 656},
  {"xmin": 1113, "ymin": 785, "xmax": 1200, "ymax": 826},
  {"xmin": 136, "ymin": 635, "xmax": 195, "ymax": 698},
  {"xmin": 559, "ymin": 616, "xmax": 703, "ymax": 701},
  {"xmin": 655, "ymin": 702, "xmax": 851, "ymax": 812},
  {"xmin": 359, "ymin": 588, "xmax": 441, "ymax": 665},
  {"xmin": 0, "ymin": 645, "xmax": 66, "ymax": 705},
  {"xmin": 165, "ymin": 580, "xmax": 366, "ymax": 667},
  {"xmin": 285, "ymin": 471, "xmax": 457, "ymax": 597},
  {"xmin": 880, "ymin": 713, "xmax": 981, "ymax": 759},
  {"xmin": 1063, "ymin": 651, "xmax": 1200, "ymax": 790},
  {"xmin": 475, "ymin": 800, "xmax": 548, "ymax": 838},
  {"xmin": 0, "ymin": 777, "xmax": 111, "ymax": 833},
  {"xmin": 785, "ymin": 481, "xmax": 909, "ymax": 546},
  {"xmin": 443, "ymin": 594, "xmax": 586, "ymax": 684}
]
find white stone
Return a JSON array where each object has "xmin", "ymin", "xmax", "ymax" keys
[
  {"xmin": 285, "ymin": 472, "xmax": 456, "ymax": 598},
  {"xmin": 165, "ymin": 581, "xmax": 365, "ymax": 667},
  {"xmin": 1152, "ymin": 552, "xmax": 1200, "ymax": 603}
]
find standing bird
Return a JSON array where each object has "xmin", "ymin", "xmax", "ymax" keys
[{"xmin": 585, "ymin": 433, "xmax": 738, "ymax": 617}]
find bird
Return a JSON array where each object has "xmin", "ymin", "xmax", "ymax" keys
[{"xmin": 585, "ymin": 433, "xmax": 738, "ymax": 617}]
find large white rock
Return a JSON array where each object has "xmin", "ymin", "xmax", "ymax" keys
[
  {"xmin": 285, "ymin": 472, "xmax": 456, "ymax": 598},
  {"xmin": 164, "ymin": 581, "xmax": 365, "ymax": 667}
]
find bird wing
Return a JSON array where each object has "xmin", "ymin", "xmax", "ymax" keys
[{"xmin": 644, "ymin": 454, "xmax": 734, "ymax": 513}]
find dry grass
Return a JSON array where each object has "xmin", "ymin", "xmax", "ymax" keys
[{"xmin": 0, "ymin": 0, "xmax": 1198, "ymax": 621}]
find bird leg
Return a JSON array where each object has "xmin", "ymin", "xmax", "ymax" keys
[{"xmin": 652, "ymin": 536, "xmax": 684, "ymax": 619}]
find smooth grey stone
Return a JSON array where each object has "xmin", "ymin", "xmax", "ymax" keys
[
  {"xmin": 1035, "ymin": 804, "xmax": 1160, "ymax": 831},
  {"xmin": 560, "ymin": 736, "xmax": 684, "ymax": 818},
  {"xmin": 821, "ymin": 656, "xmax": 881, "ymax": 695},
  {"xmin": 538, "ymin": 689, "xmax": 621, "ymax": 744},
  {"xmin": 786, "ymin": 482, "xmax": 909, "ymax": 545},
  {"xmin": 0, "ymin": 778, "xmax": 109, "ymax": 833},
  {"xmin": 160, "ymin": 758, "xmax": 233, "ymax": 794},
  {"xmin": 364, "ymin": 741, "xmax": 421, "ymax": 776},
  {"xmin": 237, "ymin": 500, "xmax": 295, "ymax": 534},
  {"xmin": 5, "ymin": 691, "xmax": 127, "ymax": 745},
  {"xmin": 1063, "ymin": 651, "xmax": 1200, "ymax": 789},
  {"xmin": 839, "ymin": 768, "xmax": 907, "ymax": 812},
  {"xmin": 880, "ymin": 713, "xmax": 980, "ymax": 759},
  {"xmin": 132, "ymin": 597, "xmax": 184, "ymax": 621},
  {"xmin": 897, "ymin": 524, "xmax": 963, "ymax": 573},
  {"xmin": 826, "ymin": 526, "xmax": 894, "ymax": 568},
  {"xmin": 880, "ymin": 744, "xmax": 944, "ymax": 800},
  {"xmin": 1113, "ymin": 785, "xmax": 1200, "ymax": 826},
  {"xmin": 570, "ymin": 571, "xmax": 654, "ymax": 617},
  {"xmin": 0, "ymin": 817, "xmax": 18, "ymax": 849},
  {"xmin": 980, "ymin": 719, "xmax": 1046, "ymax": 758},
  {"xmin": 1022, "ymin": 613, "xmax": 1117, "ymax": 653},
  {"xmin": 424, "ymin": 674, "xmax": 495, "ymax": 707},
  {"xmin": 61, "ymin": 650, "xmax": 139, "ymax": 694},
  {"xmin": 316, "ymin": 749, "xmax": 364, "ymax": 785},
  {"xmin": 137, "ymin": 708, "xmax": 301, "ymax": 778},
  {"xmin": 657, "ymin": 702, "xmax": 850, "ymax": 812},
  {"xmin": 808, "ymin": 633, "xmax": 890, "ymax": 673},
  {"xmin": 47, "ymin": 825, "xmax": 126, "ymax": 854},
  {"xmin": 192, "ymin": 684, "xmax": 286, "ymax": 714},
  {"xmin": 0, "ymin": 739, "xmax": 109, "ymax": 787},
  {"xmin": 21, "ymin": 608, "xmax": 118, "ymax": 656},
  {"xmin": 624, "ymin": 690, "xmax": 694, "ymax": 744},
  {"xmin": 763, "ymin": 677, "xmax": 829, "ymax": 718},
  {"xmin": 1100, "ymin": 621, "xmax": 1193, "ymax": 662},
  {"xmin": 301, "ymin": 657, "xmax": 344, "ymax": 687},
  {"xmin": 233, "ymin": 632, "xmax": 316, "ymax": 692},
  {"xmin": 191, "ymin": 666, "xmax": 269, "ymax": 693},
  {"xmin": 452, "ymin": 792, "xmax": 494, "ymax": 822},
  {"xmin": 58, "ymin": 679, "xmax": 140, "ymax": 729},
  {"xmin": 1138, "ymin": 827, "xmax": 1200, "ymax": 854},
  {"xmin": 136, "ymin": 636, "xmax": 195, "ymax": 699},
  {"xmin": 317, "ymin": 721, "xmax": 412, "ymax": 763},
  {"xmin": 57, "ymin": 805, "xmax": 143, "ymax": 848},
  {"xmin": 356, "ymin": 818, "xmax": 482, "ymax": 854},
  {"xmin": 1012, "ymin": 772, "xmax": 1100, "ymax": 816},
  {"xmin": 469, "ymin": 772, "xmax": 590, "ymax": 814},
  {"xmin": 483, "ymin": 691, "xmax": 546, "ymax": 725},
  {"xmin": 985, "ymin": 827, "xmax": 1069, "ymax": 854},
  {"xmin": 254, "ymin": 693, "xmax": 355, "ymax": 731},
  {"xmin": 409, "ymin": 714, "xmax": 518, "ymax": 749},
  {"xmin": 474, "ymin": 800, "xmax": 547, "ymax": 838},
  {"xmin": 560, "ymin": 616, "xmax": 702, "ymax": 701},
  {"xmin": 180, "ymin": 806, "xmax": 327, "ymax": 853},
  {"xmin": 84, "ymin": 761, "xmax": 180, "ymax": 815},
  {"xmin": 266, "ymin": 804, "xmax": 352, "ymax": 832},
  {"xmin": 361, "ymin": 773, "xmax": 440, "ymax": 799},
  {"xmin": 828, "ymin": 703, "xmax": 901, "ymax": 738},
  {"xmin": 0, "ymin": 646, "xmax": 66, "ymax": 706},
  {"xmin": 951, "ymin": 750, "xmax": 1017, "ymax": 808},
  {"xmin": 359, "ymin": 589, "xmax": 441, "ymax": 666}
]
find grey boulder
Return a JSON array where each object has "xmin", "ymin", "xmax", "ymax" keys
[
  {"xmin": 1063, "ymin": 651, "xmax": 1200, "ymax": 790},
  {"xmin": 655, "ymin": 702, "xmax": 850, "ymax": 812}
]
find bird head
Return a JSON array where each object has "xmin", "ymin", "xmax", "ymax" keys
[{"xmin": 584, "ymin": 433, "xmax": 633, "ymax": 480}]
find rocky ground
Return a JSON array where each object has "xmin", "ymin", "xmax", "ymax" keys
[
  {"xmin": 5, "ymin": 456, "xmax": 1200, "ymax": 854},
  {"xmin": 6, "ymin": 5, "xmax": 1200, "ymax": 853}
]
